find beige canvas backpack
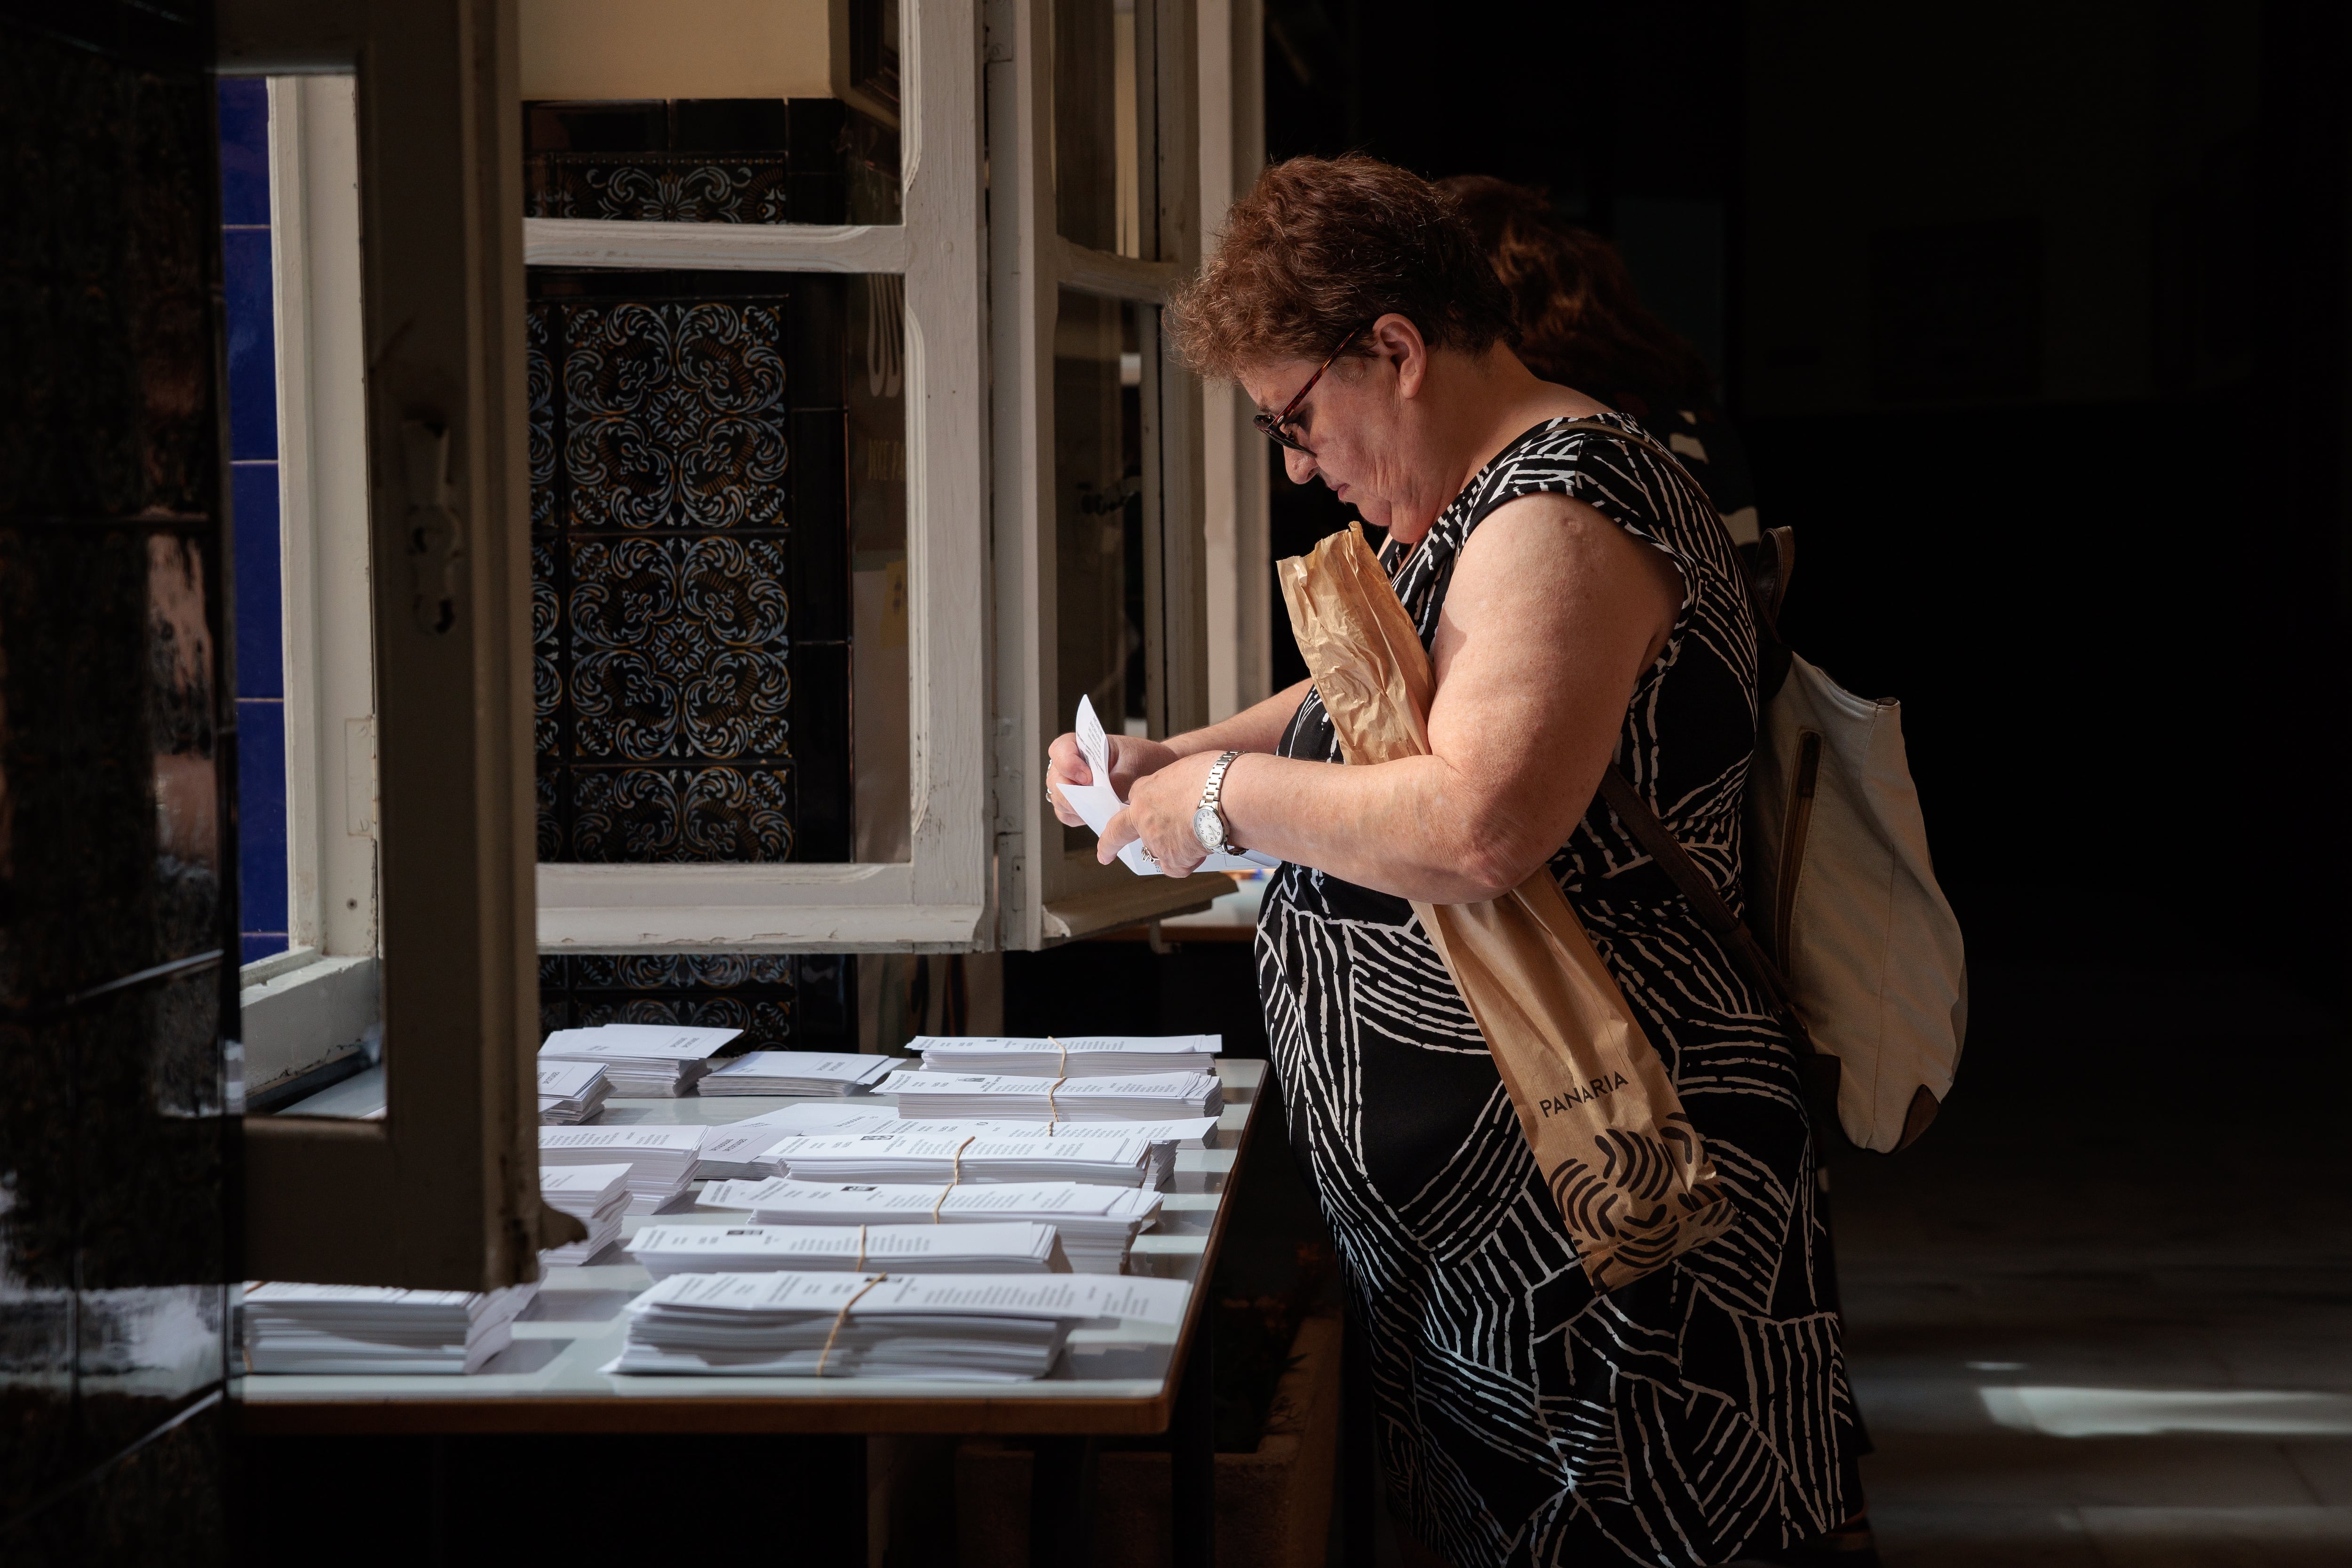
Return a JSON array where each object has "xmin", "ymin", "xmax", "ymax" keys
[{"xmin": 1564, "ymin": 422, "xmax": 1969, "ymax": 1154}]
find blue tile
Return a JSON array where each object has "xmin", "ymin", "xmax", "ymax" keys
[
  {"xmin": 222, "ymin": 228, "xmax": 276, "ymax": 461},
  {"xmin": 241, "ymin": 932, "xmax": 288, "ymax": 964},
  {"xmin": 216, "ymin": 79, "xmax": 270, "ymax": 227},
  {"xmin": 235, "ymin": 698, "xmax": 287, "ymax": 939},
  {"xmin": 230, "ymin": 463, "xmax": 281, "ymax": 699}
]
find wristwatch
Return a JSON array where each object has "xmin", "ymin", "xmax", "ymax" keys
[{"xmin": 1192, "ymin": 750, "xmax": 1244, "ymax": 856}]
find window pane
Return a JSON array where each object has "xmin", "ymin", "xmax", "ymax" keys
[
  {"xmin": 238, "ymin": 75, "xmax": 386, "ymax": 1123},
  {"xmin": 1055, "ymin": 290, "xmax": 1152, "ymax": 851},
  {"xmin": 1055, "ymin": 0, "xmax": 1146, "ymax": 257},
  {"xmin": 527, "ymin": 270, "xmax": 906, "ymax": 867}
]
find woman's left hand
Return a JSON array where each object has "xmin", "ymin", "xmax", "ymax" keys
[{"xmin": 1099, "ymin": 748, "xmax": 1228, "ymax": 876}]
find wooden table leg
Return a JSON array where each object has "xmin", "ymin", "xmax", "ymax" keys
[
  {"xmin": 1172, "ymin": 1332, "xmax": 1216, "ymax": 1568},
  {"xmin": 1028, "ymin": 1434, "xmax": 1098, "ymax": 1568}
]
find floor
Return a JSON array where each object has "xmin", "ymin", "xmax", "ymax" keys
[{"xmin": 1831, "ymin": 960, "xmax": 2352, "ymax": 1568}]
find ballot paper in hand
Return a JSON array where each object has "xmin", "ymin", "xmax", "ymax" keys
[{"xmin": 1061, "ymin": 696, "xmax": 1279, "ymax": 876}]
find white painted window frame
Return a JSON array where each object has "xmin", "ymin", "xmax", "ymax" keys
[
  {"xmin": 525, "ymin": 0, "xmax": 993, "ymax": 955},
  {"xmin": 989, "ymin": 0, "xmax": 1230, "ymax": 947}
]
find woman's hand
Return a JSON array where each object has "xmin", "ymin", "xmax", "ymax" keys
[
  {"xmin": 1098, "ymin": 748, "xmax": 1228, "ymax": 876},
  {"xmin": 1045, "ymin": 730, "xmax": 1178, "ymax": 826}
]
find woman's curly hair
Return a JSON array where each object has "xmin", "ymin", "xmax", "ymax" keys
[
  {"xmin": 1438, "ymin": 174, "xmax": 1716, "ymax": 409},
  {"xmin": 1168, "ymin": 154, "xmax": 1518, "ymax": 379}
]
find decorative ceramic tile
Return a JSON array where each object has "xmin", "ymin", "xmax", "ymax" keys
[
  {"xmin": 530, "ymin": 154, "xmax": 791, "ymax": 223},
  {"xmin": 568, "ymin": 534, "xmax": 792, "ymax": 761},
  {"xmin": 567, "ymin": 764, "xmax": 794, "ymax": 862},
  {"xmin": 537, "ymin": 953, "xmax": 856, "ymax": 1052},
  {"xmin": 560, "ymin": 301, "xmax": 790, "ymax": 531}
]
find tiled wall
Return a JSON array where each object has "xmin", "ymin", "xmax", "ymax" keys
[
  {"xmin": 218, "ymin": 79, "xmax": 288, "ymax": 964},
  {"xmin": 0, "ymin": 5, "xmax": 237, "ymax": 1560},
  {"xmin": 529, "ymin": 99, "xmax": 888, "ymax": 1052}
]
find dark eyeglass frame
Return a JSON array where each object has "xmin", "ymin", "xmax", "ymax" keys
[{"xmin": 1252, "ymin": 320, "xmax": 1375, "ymax": 455}]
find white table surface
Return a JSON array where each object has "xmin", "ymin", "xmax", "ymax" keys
[{"xmin": 237, "ymin": 1058, "xmax": 1264, "ymax": 1428}]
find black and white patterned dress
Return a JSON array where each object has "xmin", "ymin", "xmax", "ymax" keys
[{"xmin": 1256, "ymin": 414, "xmax": 1855, "ymax": 1566}]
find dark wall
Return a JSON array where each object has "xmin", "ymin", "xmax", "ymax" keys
[
  {"xmin": 0, "ymin": 2, "xmax": 237, "ymax": 1562},
  {"xmin": 1261, "ymin": 0, "xmax": 2349, "ymax": 988}
]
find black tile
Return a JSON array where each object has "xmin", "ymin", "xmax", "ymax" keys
[
  {"xmin": 789, "ymin": 642, "xmax": 852, "ymax": 862},
  {"xmin": 57, "ymin": 1393, "xmax": 227, "ymax": 1568},
  {"xmin": 568, "ymin": 764, "xmax": 794, "ymax": 862},
  {"xmin": 528, "ymin": 154, "xmax": 791, "ymax": 223},
  {"xmin": 71, "ymin": 971, "xmax": 228, "ymax": 1292},
  {"xmin": 0, "ymin": 1290, "xmax": 77, "ymax": 1521}
]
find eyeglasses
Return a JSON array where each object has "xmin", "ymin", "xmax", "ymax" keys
[{"xmin": 1252, "ymin": 321, "xmax": 1373, "ymax": 455}]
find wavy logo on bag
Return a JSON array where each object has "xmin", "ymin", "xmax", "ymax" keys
[{"xmin": 1547, "ymin": 1114, "xmax": 1734, "ymax": 1288}]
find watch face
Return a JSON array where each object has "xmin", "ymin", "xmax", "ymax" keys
[{"xmin": 1192, "ymin": 805, "xmax": 1224, "ymax": 853}]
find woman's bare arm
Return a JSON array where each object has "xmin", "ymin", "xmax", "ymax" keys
[
  {"xmin": 1045, "ymin": 678, "xmax": 1313, "ymax": 811},
  {"xmin": 1104, "ymin": 493, "xmax": 1683, "ymax": 900}
]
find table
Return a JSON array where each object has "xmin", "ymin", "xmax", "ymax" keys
[{"xmin": 238, "ymin": 1058, "xmax": 1265, "ymax": 1566}]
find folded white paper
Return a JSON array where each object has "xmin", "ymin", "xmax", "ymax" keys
[
  {"xmin": 241, "ymin": 1281, "xmax": 540, "ymax": 1375},
  {"xmin": 763, "ymin": 1131, "xmax": 1161, "ymax": 1188},
  {"xmin": 698, "ymin": 1178, "xmax": 1161, "ymax": 1273},
  {"xmin": 1060, "ymin": 696, "xmax": 1279, "ymax": 876},
  {"xmin": 537, "ymin": 1059, "xmax": 612, "ymax": 1125},
  {"xmin": 539, "ymin": 1162, "xmax": 632, "ymax": 1265},
  {"xmin": 698, "ymin": 1051, "xmax": 898, "ymax": 1098},
  {"xmin": 881, "ymin": 1069, "xmax": 1223, "ymax": 1122},
  {"xmin": 540, "ymin": 1125, "xmax": 707, "ymax": 1214},
  {"xmin": 604, "ymin": 1270, "xmax": 1189, "ymax": 1378},
  {"xmin": 912, "ymin": 1034, "xmax": 1222, "ymax": 1079},
  {"xmin": 628, "ymin": 1222, "xmax": 1065, "ymax": 1278},
  {"xmin": 539, "ymin": 1024, "xmax": 740, "ymax": 1097}
]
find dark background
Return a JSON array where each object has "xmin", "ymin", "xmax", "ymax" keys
[{"xmin": 1252, "ymin": 0, "xmax": 2348, "ymax": 989}]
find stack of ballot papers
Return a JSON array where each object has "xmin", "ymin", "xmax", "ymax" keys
[
  {"xmin": 913, "ymin": 1034, "xmax": 1221, "ymax": 1078},
  {"xmin": 540, "ymin": 1125, "xmax": 707, "ymax": 1214},
  {"xmin": 698, "ymin": 1051, "xmax": 898, "ymax": 1098},
  {"xmin": 881, "ymin": 1069, "xmax": 1223, "ymax": 1122},
  {"xmin": 241, "ymin": 1281, "xmax": 539, "ymax": 1375},
  {"xmin": 699, "ymin": 1178, "xmax": 1161, "ymax": 1274},
  {"xmin": 538, "ymin": 1023, "xmax": 739, "ymax": 1097},
  {"xmin": 764, "ymin": 1131, "xmax": 1167, "ymax": 1189},
  {"xmin": 695, "ymin": 1108, "xmax": 1221, "ymax": 1182},
  {"xmin": 539, "ymin": 1163, "xmax": 632, "ymax": 1266},
  {"xmin": 537, "ymin": 1059, "xmax": 612, "ymax": 1125},
  {"xmin": 605, "ymin": 1271, "xmax": 1190, "ymax": 1379},
  {"xmin": 692, "ymin": 1101, "xmax": 899, "ymax": 1179},
  {"xmin": 628, "ymin": 1222, "xmax": 1066, "ymax": 1279}
]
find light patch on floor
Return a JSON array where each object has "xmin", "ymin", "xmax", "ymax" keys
[{"xmin": 1980, "ymin": 1387, "xmax": 2352, "ymax": 1439}]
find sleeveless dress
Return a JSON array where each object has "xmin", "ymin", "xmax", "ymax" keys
[{"xmin": 1255, "ymin": 414, "xmax": 1856, "ymax": 1566}]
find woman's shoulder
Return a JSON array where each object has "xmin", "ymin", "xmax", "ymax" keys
[{"xmin": 1467, "ymin": 412, "xmax": 1703, "ymax": 522}]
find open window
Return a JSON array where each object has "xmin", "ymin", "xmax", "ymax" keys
[{"xmin": 222, "ymin": 2, "xmax": 551, "ymax": 1289}]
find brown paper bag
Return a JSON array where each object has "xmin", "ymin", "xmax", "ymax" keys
[{"xmin": 1278, "ymin": 524, "xmax": 1734, "ymax": 1291}]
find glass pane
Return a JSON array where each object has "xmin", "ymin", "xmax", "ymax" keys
[
  {"xmin": 232, "ymin": 75, "xmax": 388, "ymax": 1123},
  {"xmin": 1055, "ymin": 290, "xmax": 1152, "ymax": 852},
  {"xmin": 1055, "ymin": 0, "xmax": 1146, "ymax": 257},
  {"xmin": 522, "ymin": 97, "xmax": 901, "ymax": 226},
  {"xmin": 527, "ymin": 270, "xmax": 906, "ymax": 866}
]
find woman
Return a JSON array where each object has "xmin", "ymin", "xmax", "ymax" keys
[
  {"xmin": 1439, "ymin": 174, "xmax": 1762, "ymax": 546},
  {"xmin": 1046, "ymin": 155, "xmax": 1856, "ymax": 1567}
]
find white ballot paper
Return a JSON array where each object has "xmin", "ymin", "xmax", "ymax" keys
[
  {"xmin": 242, "ymin": 1281, "xmax": 539, "ymax": 1375},
  {"xmin": 603, "ymin": 1270, "xmax": 1190, "ymax": 1379},
  {"xmin": 881, "ymin": 1069, "xmax": 1223, "ymax": 1122},
  {"xmin": 764, "ymin": 1131, "xmax": 1160, "ymax": 1188},
  {"xmin": 698, "ymin": 1178, "xmax": 1161, "ymax": 1273},
  {"xmin": 1061, "ymin": 695, "xmax": 1279, "ymax": 876},
  {"xmin": 539, "ymin": 1162, "xmax": 632, "ymax": 1265},
  {"xmin": 912, "ymin": 1034, "xmax": 1222, "ymax": 1078},
  {"xmin": 693, "ymin": 1102, "xmax": 907, "ymax": 1179},
  {"xmin": 540, "ymin": 1125, "xmax": 707, "ymax": 1213},
  {"xmin": 628, "ymin": 1222, "xmax": 1066, "ymax": 1278},
  {"xmin": 539, "ymin": 1023, "xmax": 740, "ymax": 1097},
  {"xmin": 537, "ymin": 1059, "xmax": 611, "ymax": 1125},
  {"xmin": 698, "ymin": 1051, "xmax": 898, "ymax": 1098}
]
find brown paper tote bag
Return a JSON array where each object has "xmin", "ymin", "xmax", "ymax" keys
[{"xmin": 1278, "ymin": 523, "xmax": 1734, "ymax": 1292}]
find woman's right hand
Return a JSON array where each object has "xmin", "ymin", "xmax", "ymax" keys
[{"xmin": 1046, "ymin": 731, "xmax": 1179, "ymax": 825}]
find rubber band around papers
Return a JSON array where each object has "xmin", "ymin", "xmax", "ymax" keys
[
  {"xmin": 1046, "ymin": 1037, "xmax": 1067, "ymax": 1137},
  {"xmin": 854, "ymin": 1224, "xmax": 867, "ymax": 1272},
  {"xmin": 815, "ymin": 1273, "xmax": 889, "ymax": 1376},
  {"xmin": 930, "ymin": 1136, "xmax": 977, "ymax": 1221}
]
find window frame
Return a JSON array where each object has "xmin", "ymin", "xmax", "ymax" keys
[
  {"xmin": 523, "ymin": 0, "xmax": 994, "ymax": 955},
  {"xmin": 988, "ymin": 0, "xmax": 1225, "ymax": 947},
  {"xmin": 223, "ymin": 0, "xmax": 555, "ymax": 1290}
]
